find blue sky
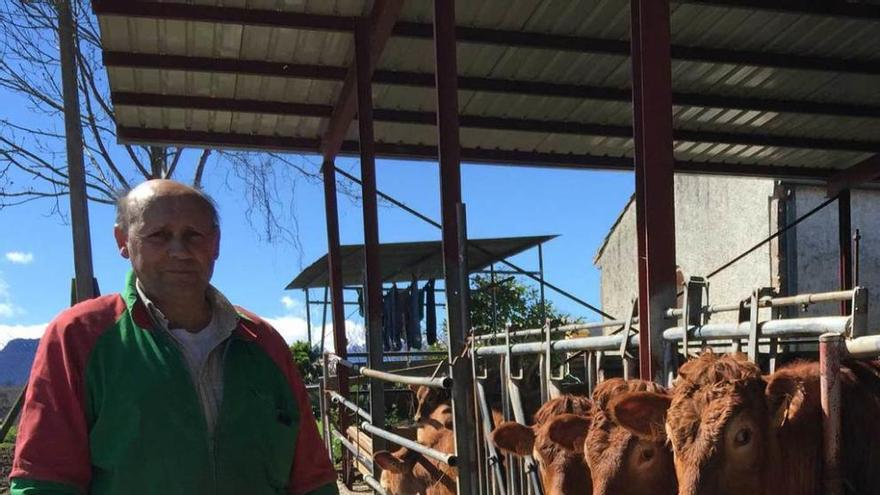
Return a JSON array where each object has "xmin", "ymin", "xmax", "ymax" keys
[{"xmin": 0, "ymin": 37, "xmax": 635, "ymax": 350}]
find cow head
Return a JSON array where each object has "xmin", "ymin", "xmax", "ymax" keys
[
  {"xmin": 411, "ymin": 385, "xmax": 452, "ymax": 427},
  {"xmin": 559, "ymin": 378, "xmax": 677, "ymax": 495},
  {"xmin": 374, "ymin": 448, "xmax": 426, "ymax": 495},
  {"xmin": 613, "ymin": 353, "xmax": 812, "ymax": 495},
  {"xmin": 492, "ymin": 395, "xmax": 593, "ymax": 495}
]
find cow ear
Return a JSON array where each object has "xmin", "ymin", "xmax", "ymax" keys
[
  {"xmin": 374, "ymin": 451, "xmax": 407, "ymax": 473},
  {"xmin": 609, "ymin": 391, "xmax": 671, "ymax": 441},
  {"xmin": 546, "ymin": 413, "xmax": 590, "ymax": 453},
  {"xmin": 492, "ymin": 421, "xmax": 535, "ymax": 457},
  {"xmin": 765, "ymin": 375, "xmax": 806, "ymax": 429}
]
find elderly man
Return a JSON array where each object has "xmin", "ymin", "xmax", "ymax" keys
[{"xmin": 10, "ymin": 180, "xmax": 338, "ymax": 495}]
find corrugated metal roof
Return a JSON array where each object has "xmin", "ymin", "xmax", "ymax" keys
[
  {"xmin": 94, "ymin": 0, "xmax": 880, "ymax": 176},
  {"xmin": 287, "ymin": 234, "xmax": 557, "ymax": 289}
]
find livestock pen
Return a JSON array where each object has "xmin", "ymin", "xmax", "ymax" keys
[{"xmin": 83, "ymin": 0, "xmax": 880, "ymax": 493}]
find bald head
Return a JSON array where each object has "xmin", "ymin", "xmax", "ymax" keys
[{"xmin": 116, "ymin": 180, "xmax": 219, "ymax": 232}]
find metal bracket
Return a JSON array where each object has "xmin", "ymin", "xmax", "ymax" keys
[
  {"xmin": 850, "ymin": 287, "xmax": 869, "ymax": 338},
  {"xmin": 505, "ymin": 324, "xmax": 524, "ymax": 380},
  {"xmin": 619, "ymin": 297, "xmax": 639, "ymax": 379},
  {"xmin": 746, "ymin": 287, "xmax": 777, "ymax": 363},
  {"xmin": 681, "ymin": 276, "xmax": 710, "ymax": 359}
]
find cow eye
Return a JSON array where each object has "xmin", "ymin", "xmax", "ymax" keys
[
  {"xmin": 734, "ymin": 428, "xmax": 752, "ymax": 446},
  {"xmin": 639, "ymin": 448, "xmax": 655, "ymax": 463}
]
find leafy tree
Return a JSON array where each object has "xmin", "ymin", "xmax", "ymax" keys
[
  {"xmin": 289, "ymin": 341, "xmax": 320, "ymax": 384},
  {"xmin": 468, "ymin": 274, "xmax": 570, "ymax": 334}
]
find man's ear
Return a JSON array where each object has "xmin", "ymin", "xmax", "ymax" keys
[
  {"xmin": 114, "ymin": 225, "xmax": 129, "ymax": 259},
  {"xmin": 609, "ymin": 391, "xmax": 671, "ymax": 442}
]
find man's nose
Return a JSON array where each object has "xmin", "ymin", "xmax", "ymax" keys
[{"xmin": 168, "ymin": 236, "xmax": 191, "ymax": 258}]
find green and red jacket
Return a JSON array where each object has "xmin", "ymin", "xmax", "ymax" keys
[{"xmin": 10, "ymin": 272, "xmax": 337, "ymax": 495}]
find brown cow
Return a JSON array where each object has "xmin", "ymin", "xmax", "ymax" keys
[
  {"xmin": 611, "ymin": 352, "xmax": 880, "ymax": 495},
  {"xmin": 491, "ymin": 394, "xmax": 593, "ymax": 495},
  {"xmin": 375, "ymin": 390, "xmax": 457, "ymax": 495},
  {"xmin": 541, "ymin": 378, "xmax": 676, "ymax": 495}
]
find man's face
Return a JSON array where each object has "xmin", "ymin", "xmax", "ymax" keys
[{"xmin": 115, "ymin": 194, "xmax": 219, "ymax": 302}]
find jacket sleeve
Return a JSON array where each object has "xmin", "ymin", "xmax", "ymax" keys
[
  {"xmin": 284, "ymin": 353, "xmax": 339, "ymax": 495},
  {"xmin": 10, "ymin": 306, "xmax": 101, "ymax": 494}
]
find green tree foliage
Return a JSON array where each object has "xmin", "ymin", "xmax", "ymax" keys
[
  {"xmin": 289, "ymin": 341, "xmax": 320, "ymax": 384},
  {"xmin": 469, "ymin": 274, "xmax": 570, "ymax": 334}
]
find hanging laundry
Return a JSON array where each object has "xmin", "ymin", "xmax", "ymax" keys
[
  {"xmin": 425, "ymin": 279, "xmax": 437, "ymax": 346},
  {"xmin": 382, "ymin": 285, "xmax": 398, "ymax": 351},
  {"xmin": 407, "ymin": 279, "xmax": 423, "ymax": 349}
]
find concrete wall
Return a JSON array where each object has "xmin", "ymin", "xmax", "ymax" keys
[
  {"xmin": 595, "ymin": 177, "xmax": 880, "ymax": 331},
  {"xmin": 791, "ymin": 186, "xmax": 880, "ymax": 325},
  {"xmin": 594, "ymin": 175, "xmax": 778, "ymax": 326}
]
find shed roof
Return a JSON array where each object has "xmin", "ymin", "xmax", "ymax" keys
[
  {"xmin": 93, "ymin": 0, "xmax": 880, "ymax": 179},
  {"xmin": 286, "ymin": 234, "xmax": 556, "ymax": 289}
]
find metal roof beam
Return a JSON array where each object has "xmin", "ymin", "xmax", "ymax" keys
[
  {"xmin": 320, "ymin": 0, "xmax": 404, "ymax": 162},
  {"xmin": 91, "ymin": 0, "xmax": 355, "ymax": 31},
  {"xmin": 102, "ymin": 52, "xmax": 880, "ymax": 119},
  {"xmin": 112, "ymin": 92, "xmax": 880, "ymax": 153},
  {"xmin": 827, "ymin": 154, "xmax": 880, "ymax": 197},
  {"xmin": 92, "ymin": 3, "xmax": 879, "ymax": 75},
  {"xmin": 676, "ymin": 0, "xmax": 880, "ymax": 21},
  {"xmin": 392, "ymin": 22, "xmax": 880, "ymax": 76},
  {"xmin": 116, "ymin": 126, "xmax": 848, "ymax": 181}
]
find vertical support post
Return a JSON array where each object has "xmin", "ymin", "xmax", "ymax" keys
[
  {"xmin": 305, "ymin": 289, "xmax": 313, "ymax": 346},
  {"xmin": 631, "ymin": 0, "xmax": 677, "ymax": 383},
  {"xmin": 819, "ymin": 333, "xmax": 843, "ymax": 495},
  {"xmin": 320, "ymin": 161, "xmax": 351, "ymax": 484},
  {"xmin": 320, "ymin": 353, "xmax": 332, "ymax": 460},
  {"xmin": 838, "ymin": 190, "xmax": 853, "ymax": 315},
  {"xmin": 355, "ymin": 21, "xmax": 387, "ymax": 462},
  {"xmin": 58, "ymin": 0, "xmax": 95, "ymax": 303},
  {"xmin": 433, "ymin": 3, "xmax": 478, "ymax": 492}
]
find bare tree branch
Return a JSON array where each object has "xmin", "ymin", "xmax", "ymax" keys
[{"xmin": 193, "ymin": 149, "xmax": 212, "ymax": 188}]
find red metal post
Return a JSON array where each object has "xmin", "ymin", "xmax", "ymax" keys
[
  {"xmin": 819, "ymin": 333, "xmax": 843, "ymax": 495},
  {"xmin": 838, "ymin": 189, "xmax": 853, "ymax": 315},
  {"xmin": 354, "ymin": 21, "xmax": 387, "ymax": 463},
  {"xmin": 320, "ymin": 160, "xmax": 351, "ymax": 483},
  {"xmin": 631, "ymin": 0, "xmax": 677, "ymax": 382},
  {"xmin": 433, "ymin": 1, "xmax": 479, "ymax": 493}
]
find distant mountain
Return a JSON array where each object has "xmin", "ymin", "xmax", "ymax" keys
[{"xmin": 0, "ymin": 339, "xmax": 38, "ymax": 386}]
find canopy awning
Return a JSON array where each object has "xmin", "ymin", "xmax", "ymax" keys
[{"xmin": 287, "ymin": 235, "xmax": 556, "ymax": 289}]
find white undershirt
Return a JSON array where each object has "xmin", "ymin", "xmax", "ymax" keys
[{"xmin": 170, "ymin": 314, "xmax": 221, "ymax": 377}]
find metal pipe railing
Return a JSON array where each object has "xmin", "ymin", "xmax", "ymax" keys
[
  {"xmin": 666, "ymin": 289, "xmax": 857, "ymax": 318},
  {"xmin": 663, "ymin": 316, "xmax": 850, "ymax": 342},
  {"xmin": 474, "ymin": 319, "xmax": 637, "ymax": 341},
  {"xmin": 329, "ymin": 354, "xmax": 451, "ymax": 388},
  {"xmin": 361, "ymin": 366, "xmax": 452, "ymax": 389},
  {"xmin": 844, "ymin": 334, "xmax": 880, "ymax": 359},
  {"xmin": 360, "ymin": 421, "xmax": 457, "ymax": 467},
  {"xmin": 476, "ymin": 333, "xmax": 640, "ymax": 357},
  {"xmin": 328, "ymin": 390, "xmax": 372, "ymax": 422},
  {"xmin": 331, "ymin": 427, "xmax": 375, "ymax": 473},
  {"xmin": 475, "ymin": 316, "xmax": 851, "ymax": 358},
  {"xmin": 364, "ymin": 474, "xmax": 388, "ymax": 495}
]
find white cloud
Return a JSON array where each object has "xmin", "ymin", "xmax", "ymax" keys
[
  {"xmin": 0, "ymin": 323, "xmax": 46, "ymax": 351},
  {"xmin": 5, "ymin": 252, "xmax": 34, "ymax": 265},
  {"xmin": 0, "ymin": 276, "xmax": 23, "ymax": 319},
  {"xmin": 264, "ymin": 314, "xmax": 366, "ymax": 353},
  {"xmin": 280, "ymin": 295, "xmax": 301, "ymax": 311}
]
